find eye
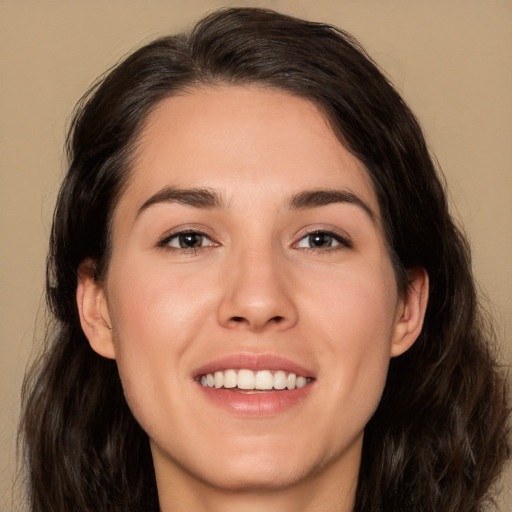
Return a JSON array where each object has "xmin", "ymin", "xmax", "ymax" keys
[
  {"xmin": 296, "ymin": 231, "xmax": 350, "ymax": 249},
  {"xmin": 159, "ymin": 231, "xmax": 215, "ymax": 250}
]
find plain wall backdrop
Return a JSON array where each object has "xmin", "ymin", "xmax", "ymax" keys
[{"xmin": 1, "ymin": 0, "xmax": 510, "ymax": 509}]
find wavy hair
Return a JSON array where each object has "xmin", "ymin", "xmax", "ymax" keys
[{"xmin": 20, "ymin": 8, "xmax": 509, "ymax": 511}]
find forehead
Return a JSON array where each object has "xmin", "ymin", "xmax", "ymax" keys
[{"xmin": 117, "ymin": 85, "xmax": 379, "ymax": 219}]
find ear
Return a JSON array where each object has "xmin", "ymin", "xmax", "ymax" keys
[
  {"xmin": 76, "ymin": 260, "xmax": 116, "ymax": 359},
  {"xmin": 390, "ymin": 267, "xmax": 429, "ymax": 357}
]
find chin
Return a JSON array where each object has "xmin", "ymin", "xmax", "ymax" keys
[
  {"xmin": 153, "ymin": 438, "xmax": 315, "ymax": 493},
  {"xmin": 201, "ymin": 458, "xmax": 311, "ymax": 493},
  {"xmin": 195, "ymin": 435, "xmax": 351, "ymax": 493}
]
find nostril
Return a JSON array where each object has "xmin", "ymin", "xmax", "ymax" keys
[{"xmin": 228, "ymin": 315, "xmax": 284, "ymax": 327}]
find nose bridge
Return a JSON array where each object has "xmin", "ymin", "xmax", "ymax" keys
[{"xmin": 217, "ymin": 239, "xmax": 298, "ymax": 331}]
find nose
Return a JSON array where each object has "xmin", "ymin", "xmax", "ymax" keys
[{"xmin": 217, "ymin": 245, "xmax": 299, "ymax": 332}]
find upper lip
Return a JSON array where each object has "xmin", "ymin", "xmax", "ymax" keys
[{"xmin": 193, "ymin": 353, "xmax": 315, "ymax": 379}]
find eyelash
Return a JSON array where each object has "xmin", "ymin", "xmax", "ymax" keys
[
  {"xmin": 157, "ymin": 230, "xmax": 217, "ymax": 253},
  {"xmin": 157, "ymin": 229, "xmax": 352, "ymax": 253},
  {"xmin": 294, "ymin": 229, "xmax": 352, "ymax": 251}
]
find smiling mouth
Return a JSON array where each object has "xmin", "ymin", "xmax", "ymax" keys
[{"xmin": 198, "ymin": 369, "xmax": 312, "ymax": 391}]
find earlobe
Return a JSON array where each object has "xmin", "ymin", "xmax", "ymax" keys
[
  {"xmin": 76, "ymin": 260, "xmax": 116, "ymax": 359},
  {"xmin": 390, "ymin": 267, "xmax": 429, "ymax": 357}
]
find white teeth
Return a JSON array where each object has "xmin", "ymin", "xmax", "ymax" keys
[
  {"xmin": 237, "ymin": 369, "xmax": 255, "ymax": 390},
  {"xmin": 296, "ymin": 376, "xmax": 307, "ymax": 388},
  {"xmin": 255, "ymin": 370, "xmax": 273, "ymax": 390},
  {"xmin": 286, "ymin": 372, "xmax": 296, "ymax": 390},
  {"xmin": 199, "ymin": 369, "xmax": 311, "ymax": 391},
  {"xmin": 214, "ymin": 371, "xmax": 223, "ymax": 388},
  {"xmin": 223, "ymin": 369, "xmax": 237, "ymax": 388},
  {"xmin": 273, "ymin": 370, "xmax": 287, "ymax": 390}
]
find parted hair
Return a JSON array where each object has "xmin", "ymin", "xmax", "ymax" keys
[{"xmin": 20, "ymin": 8, "xmax": 509, "ymax": 512}]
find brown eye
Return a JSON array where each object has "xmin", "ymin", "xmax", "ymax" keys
[
  {"xmin": 308, "ymin": 233, "xmax": 337, "ymax": 248},
  {"xmin": 297, "ymin": 231, "xmax": 346, "ymax": 249},
  {"xmin": 177, "ymin": 233, "xmax": 204, "ymax": 248},
  {"xmin": 297, "ymin": 232, "xmax": 341, "ymax": 249},
  {"xmin": 161, "ymin": 231, "xmax": 214, "ymax": 249}
]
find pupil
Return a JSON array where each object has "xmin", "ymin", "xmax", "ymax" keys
[
  {"xmin": 310, "ymin": 233, "xmax": 331, "ymax": 247},
  {"xmin": 179, "ymin": 233, "xmax": 201, "ymax": 248}
]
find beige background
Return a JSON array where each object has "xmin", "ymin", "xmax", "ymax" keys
[{"xmin": 1, "ymin": 0, "xmax": 510, "ymax": 510}]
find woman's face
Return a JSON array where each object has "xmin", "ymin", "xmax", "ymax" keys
[{"xmin": 79, "ymin": 85, "xmax": 425, "ymax": 498}]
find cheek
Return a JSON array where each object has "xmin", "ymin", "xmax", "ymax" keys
[
  {"xmin": 108, "ymin": 257, "xmax": 214, "ymax": 346},
  {"xmin": 104, "ymin": 259, "xmax": 218, "ymax": 418},
  {"xmin": 304, "ymin": 260, "xmax": 398, "ymax": 425}
]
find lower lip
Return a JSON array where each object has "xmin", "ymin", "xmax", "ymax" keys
[{"xmin": 197, "ymin": 383, "xmax": 314, "ymax": 416}]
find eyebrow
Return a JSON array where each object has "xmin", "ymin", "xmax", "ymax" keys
[
  {"xmin": 136, "ymin": 185, "xmax": 375, "ymax": 221},
  {"xmin": 289, "ymin": 189, "xmax": 375, "ymax": 220},
  {"xmin": 137, "ymin": 186, "xmax": 223, "ymax": 217}
]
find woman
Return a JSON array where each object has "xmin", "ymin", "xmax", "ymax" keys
[{"xmin": 20, "ymin": 7, "xmax": 509, "ymax": 512}]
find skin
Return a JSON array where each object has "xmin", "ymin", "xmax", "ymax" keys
[{"xmin": 78, "ymin": 85, "xmax": 428, "ymax": 512}]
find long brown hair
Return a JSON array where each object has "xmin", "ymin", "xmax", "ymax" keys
[{"xmin": 20, "ymin": 8, "xmax": 509, "ymax": 511}]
